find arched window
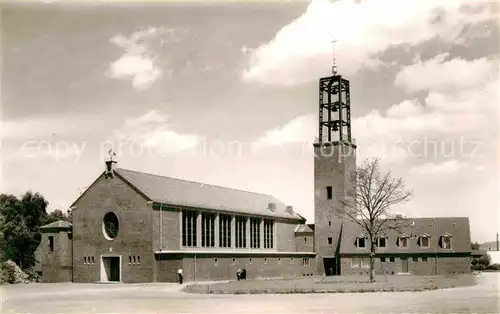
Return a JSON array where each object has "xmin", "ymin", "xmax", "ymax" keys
[
  {"xmin": 440, "ymin": 233, "xmax": 452, "ymax": 249},
  {"xmin": 418, "ymin": 234, "xmax": 430, "ymax": 248}
]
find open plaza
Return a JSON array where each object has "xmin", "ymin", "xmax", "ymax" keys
[{"xmin": 1, "ymin": 273, "xmax": 499, "ymax": 313}]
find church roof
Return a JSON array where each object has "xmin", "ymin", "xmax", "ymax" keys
[
  {"xmin": 115, "ymin": 168, "xmax": 305, "ymax": 220},
  {"xmin": 40, "ymin": 220, "xmax": 72, "ymax": 230},
  {"xmin": 338, "ymin": 217, "xmax": 471, "ymax": 254},
  {"xmin": 295, "ymin": 224, "xmax": 314, "ymax": 233}
]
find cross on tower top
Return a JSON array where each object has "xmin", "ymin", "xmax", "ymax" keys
[
  {"xmin": 108, "ymin": 149, "xmax": 116, "ymax": 162},
  {"xmin": 330, "ymin": 38, "xmax": 339, "ymax": 75}
]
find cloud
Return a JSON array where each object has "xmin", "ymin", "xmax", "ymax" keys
[
  {"xmin": 106, "ymin": 27, "xmax": 176, "ymax": 90},
  {"xmin": 241, "ymin": 0, "xmax": 495, "ymax": 86},
  {"xmin": 250, "ymin": 54, "xmax": 498, "ymax": 165},
  {"xmin": 110, "ymin": 110, "xmax": 201, "ymax": 156},
  {"xmin": 386, "ymin": 99, "xmax": 424, "ymax": 118},
  {"xmin": 394, "ymin": 54, "xmax": 498, "ymax": 93},
  {"xmin": 250, "ymin": 114, "xmax": 316, "ymax": 150},
  {"xmin": 356, "ymin": 54, "xmax": 498, "ymax": 162}
]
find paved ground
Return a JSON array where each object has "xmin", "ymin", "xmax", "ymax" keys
[{"xmin": 1, "ymin": 273, "xmax": 499, "ymax": 313}]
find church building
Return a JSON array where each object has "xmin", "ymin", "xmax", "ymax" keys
[{"xmin": 36, "ymin": 70, "xmax": 472, "ymax": 283}]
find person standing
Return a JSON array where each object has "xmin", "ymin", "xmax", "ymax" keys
[{"xmin": 177, "ymin": 268, "xmax": 183, "ymax": 284}]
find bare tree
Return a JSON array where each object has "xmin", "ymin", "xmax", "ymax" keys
[{"xmin": 338, "ymin": 158, "xmax": 412, "ymax": 283}]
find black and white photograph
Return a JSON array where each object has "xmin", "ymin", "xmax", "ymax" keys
[{"xmin": 0, "ymin": 0, "xmax": 499, "ymax": 313}]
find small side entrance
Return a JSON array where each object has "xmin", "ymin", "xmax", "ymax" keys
[
  {"xmin": 401, "ymin": 257, "xmax": 409, "ymax": 273},
  {"xmin": 323, "ymin": 258, "xmax": 339, "ymax": 276},
  {"xmin": 101, "ymin": 256, "xmax": 121, "ymax": 282}
]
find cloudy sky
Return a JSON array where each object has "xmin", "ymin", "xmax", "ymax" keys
[{"xmin": 1, "ymin": 0, "xmax": 498, "ymax": 242}]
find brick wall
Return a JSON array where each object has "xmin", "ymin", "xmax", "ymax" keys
[
  {"xmin": 340, "ymin": 255, "xmax": 472, "ymax": 276},
  {"xmin": 295, "ymin": 233, "xmax": 314, "ymax": 252},
  {"xmin": 38, "ymin": 231, "xmax": 73, "ymax": 283},
  {"xmin": 276, "ymin": 220, "xmax": 299, "ymax": 252},
  {"xmin": 155, "ymin": 254, "xmax": 182, "ymax": 282},
  {"xmin": 158, "ymin": 254, "xmax": 315, "ymax": 283},
  {"xmin": 314, "ymin": 142, "xmax": 357, "ymax": 275},
  {"xmin": 72, "ymin": 173, "xmax": 154, "ymax": 283},
  {"xmin": 152, "ymin": 206, "xmax": 180, "ymax": 251}
]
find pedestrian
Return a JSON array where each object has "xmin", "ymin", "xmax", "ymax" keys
[
  {"xmin": 177, "ymin": 268, "xmax": 183, "ymax": 284},
  {"xmin": 236, "ymin": 268, "xmax": 242, "ymax": 281},
  {"xmin": 241, "ymin": 268, "xmax": 246, "ymax": 280}
]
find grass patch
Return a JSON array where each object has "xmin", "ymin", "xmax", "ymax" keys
[{"xmin": 182, "ymin": 274, "xmax": 477, "ymax": 295}]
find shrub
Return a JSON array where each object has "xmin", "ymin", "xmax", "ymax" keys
[
  {"xmin": 1, "ymin": 261, "xmax": 17, "ymax": 284},
  {"xmin": 486, "ymin": 264, "xmax": 500, "ymax": 271},
  {"xmin": 24, "ymin": 268, "xmax": 42, "ymax": 282}
]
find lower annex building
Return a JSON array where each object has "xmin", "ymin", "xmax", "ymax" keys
[{"xmin": 35, "ymin": 71, "xmax": 472, "ymax": 283}]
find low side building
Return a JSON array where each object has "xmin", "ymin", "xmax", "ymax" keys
[
  {"xmin": 337, "ymin": 218, "xmax": 472, "ymax": 276},
  {"xmin": 35, "ymin": 220, "xmax": 73, "ymax": 282}
]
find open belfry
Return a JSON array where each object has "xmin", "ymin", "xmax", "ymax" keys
[{"xmin": 35, "ymin": 56, "xmax": 472, "ymax": 283}]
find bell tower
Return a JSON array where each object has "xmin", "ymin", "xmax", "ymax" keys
[{"xmin": 313, "ymin": 46, "xmax": 357, "ymax": 276}]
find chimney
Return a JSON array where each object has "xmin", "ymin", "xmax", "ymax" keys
[
  {"xmin": 104, "ymin": 160, "xmax": 117, "ymax": 178},
  {"xmin": 497, "ymin": 232, "xmax": 499, "ymax": 251},
  {"xmin": 285, "ymin": 205, "xmax": 294, "ymax": 215},
  {"xmin": 267, "ymin": 202, "xmax": 276, "ymax": 212}
]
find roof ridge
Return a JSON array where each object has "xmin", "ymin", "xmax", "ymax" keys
[
  {"xmin": 116, "ymin": 168, "xmax": 278, "ymax": 200},
  {"xmin": 41, "ymin": 220, "xmax": 72, "ymax": 228}
]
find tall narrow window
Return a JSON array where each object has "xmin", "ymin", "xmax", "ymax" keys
[
  {"xmin": 418, "ymin": 235, "xmax": 430, "ymax": 248},
  {"xmin": 48, "ymin": 236, "xmax": 54, "ymax": 252},
  {"xmin": 328, "ymin": 237, "xmax": 333, "ymax": 245},
  {"xmin": 250, "ymin": 218, "xmax": 261, "ymax": 249},
  {"xmin": 356, "ymin": 236, "xmax": 366, "ymax": 248},
  {"xmin": 326, "ymin": 186, "xmax": 333, "ymax": 199},
  {"xmin": 376, "ymin": 237, "xmax": 387, "ymax": 248},
  {"xmin": 201, "ymin": 212, "xmax": 216, "ymax": 247},
  {"xmin": 219, "ymin": 214, "xmax": 232, "ymax": 248},
  {"xmin": 235, "ymin": 216, "xmax": 247, "ymax": 248},
  {"xmin": 397, "ymin": 236, "xmax": 408, "ymax": 248},
  {"xmin": 263, "ymin": 219, "xmax": 274, "ymax": 249},
  {"xmin": 442, "ymin": 235, "xmax": 452, "ymax": 249},
  {"xmin": 182, "ymin": 210, "xmax": 197, "ymax": 247}
]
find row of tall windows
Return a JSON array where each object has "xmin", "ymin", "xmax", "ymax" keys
[{"xmin": 182, "ymin": 210, "xmax": 274, "ymax": 249}]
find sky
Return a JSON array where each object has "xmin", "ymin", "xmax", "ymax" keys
[{"xmin": 1, "ymin": 0, "xmax": 498, "ymax": 242}]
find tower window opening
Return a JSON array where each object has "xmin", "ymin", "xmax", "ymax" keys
[{"xmin": 326, "ymin": 186, "xmax": 333, "ymax": 200}]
